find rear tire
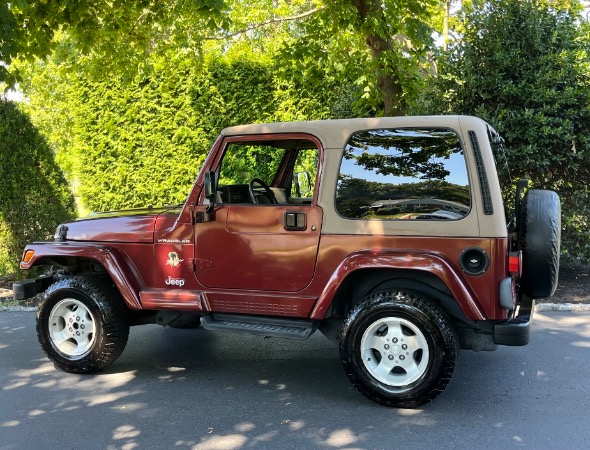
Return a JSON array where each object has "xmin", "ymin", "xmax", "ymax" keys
[
  {"xmin": 520, "ymin": 189, "xmax": 561, "ymax": 298},
  {"xmin": 339, "ymin": 290, "xmax": 458, "ymax": 408},
  {"xmin": 36, "ymin": 276, "xmax": 130, "ymax": 373}
]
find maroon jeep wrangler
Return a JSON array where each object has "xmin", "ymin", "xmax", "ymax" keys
[{"xmin": 15, "ymin": 116, "xmax": 561, "ymax": 407}]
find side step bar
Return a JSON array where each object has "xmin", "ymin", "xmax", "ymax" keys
[{"xmin": 200, "ymin": 314, "xmax": 318, "ymax": 340}]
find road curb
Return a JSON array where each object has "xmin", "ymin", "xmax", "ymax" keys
[
  {"xmin": 535, "ymin": 303, "xmax": 590, "ymax": 312},
  {"xmin": 0, "ymin": 306, "xmax": 37, "ymax": 312},
  {"xmin": 2, "ymin": 304, "xmax": 590, "ymax": 313}
]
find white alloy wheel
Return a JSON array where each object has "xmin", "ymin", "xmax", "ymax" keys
[
  {"xmin": 360, "ymin": 317, "xmax": 429, "ymax": 387},
  {"xmin": 48, "ymin": 298, "xmax": 96, "ymax": 357}
]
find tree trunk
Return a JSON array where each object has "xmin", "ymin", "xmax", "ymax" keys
[{"xmin": 352, "ymin": 0, "xmax": 405, "ymax": 116}]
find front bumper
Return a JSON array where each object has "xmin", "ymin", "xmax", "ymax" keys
[
  {"xmin": 13, "ymin": 274, "xmax": 55, "ymax": 301},
  {"xmin": 493, "ymin": 298, "xmax": 534, "ymax": 346}
]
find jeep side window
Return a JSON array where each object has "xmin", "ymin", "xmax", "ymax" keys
[
  {"xmin": 218, "ymin": 143, "xmax": 285, "ymax": 187},
  {"xmin": 214, "ymin": 143, "xmax": 285, "ymax": 204},
  {"xmin": 216, "ymin": 140, "xmax": 319, "ymax": 205},
  {"xmin": 335, "ymin": 128, "xmax": 471, "ymax": 220}
]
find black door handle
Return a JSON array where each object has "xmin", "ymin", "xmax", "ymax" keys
[{"xmin": 284, "ymin": 211, "xmax": 307, "ymax": 231}]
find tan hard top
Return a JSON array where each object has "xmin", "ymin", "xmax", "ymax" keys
[
  {"xmin": 222, "ymin": 115, "xmax": 506, "ymax": 238},
  {"xmin": 221, "ymin": 115, "xmax": 489, "ymax": 149}
]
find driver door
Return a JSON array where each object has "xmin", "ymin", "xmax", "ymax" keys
[{"xmin": 194, "ymin": 135, "xmax": 323, "ymax": 294}]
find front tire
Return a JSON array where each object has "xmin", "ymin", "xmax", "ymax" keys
[
  {"xmin": 36, "ymin": 276, "xmax": 130, "ymax": 373},
  {"xmin": 339, "ymin": 290, "xmax": 458, "ymax": 408}
]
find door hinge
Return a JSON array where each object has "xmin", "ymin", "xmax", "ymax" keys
[{"xmin": 190, "ymin": 258, "xmax": 213, "ymax": 272}]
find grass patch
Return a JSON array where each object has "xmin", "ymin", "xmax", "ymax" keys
[
  {"xmin": 0, "ymin": 274, "xmax": 41, "ymax": 308},
  {"xmin": 0, "ymin": 297, "xmax": 20, "ymax": 308}
]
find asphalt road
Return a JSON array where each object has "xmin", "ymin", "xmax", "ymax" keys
[{"xmin": 1, "ymin": 311, "xmax": 589, "ymax": 450}]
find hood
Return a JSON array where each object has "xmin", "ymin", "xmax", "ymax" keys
[{"xmin": 59, "ymin": 206, "xmax": 182, "ymax": 243}]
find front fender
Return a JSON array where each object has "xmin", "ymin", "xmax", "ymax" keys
[
  {"xmin": 20, "ymin": 242, "xmax": 143, "ymax": 310},
  {"xmin": 310, "ymin": 250, "xmax": 486, "ymax": 321}
]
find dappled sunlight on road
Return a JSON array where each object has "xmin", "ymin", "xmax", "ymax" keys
[
  {"xmin": 1, "ymin": 359, "xmax": 143, "ymax": 429},
  {"xmin": 194, "ymin": 433, "xmax": 248, "ymax": 450},
  {"xmin": 2, "ymin": 311, "xmax": 590, "ymax": 448},
  {"xmin": 0, "ymin": 313, "xmax": 506, "ymax": 447},
  {"xmin": 397, "ymin": 408, "xmax": 422, "ymax": 416},
  {"xmin": 1, "ymin": 420, "xmax": 21, "ymax": 427},
  {"xmin": 0, "ymin": 316, "xmax": 377, "ymax": 448},
  {"xmin": 2, "ymin": 359, "xmax": 138, "ymax": 396},
  {"xmin": 323, "ymin": 428, "xmax": 362, "ymax": 447},
  {"xmin": 110, "ymin": 424, "xmax": 142, "ymax": 450},
  {"xmin": 182, "ymin": 420, "xmax": 367, "ymax": 449}
]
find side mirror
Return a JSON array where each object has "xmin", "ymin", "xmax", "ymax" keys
[
  {"xmin": 204, "ymin": 171, "xmax": 215, "ymax": 198},
  {"xmin": 204, "ymin": 171, "xmax": 216, "ymax": 214},
  {"xmin": 293, "ymin": 171, "xmax": 312, "ymax": 197}
]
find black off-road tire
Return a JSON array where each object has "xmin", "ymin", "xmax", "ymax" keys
[
  {"xmin": 339, "ymin": 290, "xmax": 459, "ymax": 408},
  {"xmin": 36, "ymin": 276, "xmax": 130, "ymax": 373},
  {"xmin": 520, "ymin": 189, "xmax": 561, "ymax": 298}
]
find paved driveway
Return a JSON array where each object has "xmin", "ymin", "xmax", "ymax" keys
[{"xmin": 1, "ymin": 311, "xmax": 589, "ymax": 449}]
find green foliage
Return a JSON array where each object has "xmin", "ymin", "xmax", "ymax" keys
[
  {"xmin": 218, "ymin": 144, "xmax": 286, "ymax": 186},
  {"xmin": 429, "ymin": 0, "xmax": 590, "ymax": 262},
  {"xmin": 1, "ymin": 0, "xmax": 228, "ymax": 86},
  {"xmin": 0, "ymin": 100, "xmax": 76, "ymax": 277},
  {"xmin": 0, "ymin": 3, "xmax": 20, "ymax": 84},
  {"xmin": 6, "ymin": 0, "xmax": 444, "ymax": 118},
  {"xmin": 274, "ymin": 0, "xmax": 439, "ymax": 116},
  {"xmin": 23, "ymin": 50, "xmax": 340, "ymax": 213}
]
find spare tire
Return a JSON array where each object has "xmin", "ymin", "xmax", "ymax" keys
[{"xmin": 519, "ymin": 189, "xmax": 561, "ymax": 298}]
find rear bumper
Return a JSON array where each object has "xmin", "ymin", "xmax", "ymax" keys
[{"xmin": 493, "ymin": 298, "xmax": 534, "ymax": 346}]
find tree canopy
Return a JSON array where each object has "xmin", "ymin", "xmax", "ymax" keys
[
  {"xmin": 3, "ymin": 0, "xmax": 444, "ymax": 115},
  {"xmin": 0, "ymin": 0, "xmax": 227, "ymax": 85}
]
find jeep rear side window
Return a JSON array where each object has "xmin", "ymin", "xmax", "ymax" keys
[{"xmin": 336, "ymin": 128, "xmax": 471, "ymax": 220}]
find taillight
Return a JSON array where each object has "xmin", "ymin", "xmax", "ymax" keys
[{"xmin": 508, "ymin": 251, "xmax": 522, "ymax": 276}]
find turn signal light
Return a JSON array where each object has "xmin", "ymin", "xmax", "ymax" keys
[
  {"xmin": 22, "ymin": 250, "xmax": 35, "ymax": 264},
  {"xmin": 508, "ymin": 251, "xmax": 522, "ymax": 276}
]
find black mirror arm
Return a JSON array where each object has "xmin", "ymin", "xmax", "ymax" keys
[{"xmin": 203, "ymin": 171, "xmax": 216, "ymax": 218}]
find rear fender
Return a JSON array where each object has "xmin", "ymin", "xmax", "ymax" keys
[
  {"xmin": 310, "ymin": 250, "xmax": 486, "ymax": 321},
  {"xmin": 20, "ymin": 243, "xmax": 142, "ymax": 309}
]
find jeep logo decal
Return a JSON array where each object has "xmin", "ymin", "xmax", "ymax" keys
[
  {"xmin": 166, "ymin": 252, "xmax": 184, "ymax": 268},
  {"xmin": 165, "ymin": 276, "xmax": 185, "ymax": 287}
]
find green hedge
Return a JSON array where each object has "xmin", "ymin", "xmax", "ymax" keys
[
  {"xmin": 0, "ymin": 101, "xmax": 76, "ymax": 277},
  {"xmin": 25, "ymin": 56, "xmax": 341, "ymax": 213}
]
